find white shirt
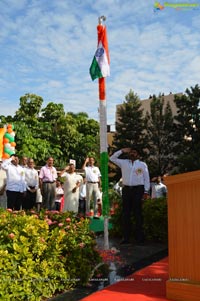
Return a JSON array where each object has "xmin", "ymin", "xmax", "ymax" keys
[
  {"xmin": 84, "ymin": 165, "xmax": 101, "ymax": 182},
  {"xmin": 113, "ymin": 179, "xmax": 123, "ymax": 195},
  {"xmin": 2, "ymin": 158, "xmax": 27, "ymax": 192},
  {"xmin": 61, "ymin": 172, "xmax": 83, "ymax": 187},
  {"xmin": 79, "ymin": 183, "xmax": 86, "ymax": 200},
  {"xmin": 0, "ymin": 168, "xmax": 7, "ymax": 191},
  {"xmin": 0, "ymin": 167, "xmax": 7, "ymax": 209},
  {"xmin": 55, "ymin": 186, "xmax": 64, "ymax": 203},
  {"xmin": 61, "ymin": 172, "xmax": 83, "ymax": 213},
  {"xmin": 25, "ymin": 167, "xmax": 39, "ymax": 190},
  {"xmin": 110, "ymin": 150, "xmax": 150, "ymax": 192},
  {"xmin": 151, "ymin": 182, "xmax": 167, "ymax": 198},
  {"xmin": 39, "ymin": 165, "xmax": 57, "ymax": 182}
]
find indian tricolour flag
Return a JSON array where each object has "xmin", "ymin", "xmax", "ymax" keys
[{"xmin": 89, "ymin": 25, "xmax": 110, "ymax": 81}]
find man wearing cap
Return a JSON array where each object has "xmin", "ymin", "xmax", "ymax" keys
[
  {"xmin": 1, "ymin": 154, "xmax": 27, "ymax": 210},
  {"xmin": 60, "ymin": 163, "xmax": 83, "ymax": 213},
  {"xmin": 110, "ymin": 147, "xmax": 150, "ymax": 245},
  {"xmin": 0, "ymin": 159, "xmax": 7, "ymax": 209}
]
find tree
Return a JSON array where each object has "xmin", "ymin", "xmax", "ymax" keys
[
  {"xmin": 144, "ymin": 94, "xmax": 177, "ymax": 176},
  {"xmin": 14, "ymin": 93, "xmax": 43, "ymax": 123},
  {"xmin": 74, "ymin": 112, "xmax": 100, "ymax": 162},
  {"xmin": 113, "ymin": 90, "xmax": 146, "ymax": 153},
  {"xmin": 2, "ymin": 93, "xmax": 100, "ymax": 168},
  {"xmin": 174, "ymin": 84, "xmax": 200, "ymax": 173},
  {"xmin": 58, "ymin": 113, "xmax": 100, "ymax": 168},
  {"xmin": 39, "ymin": 102, "xmax": 66, "ymax": 166},
  {"xmin": 111, "ymin": 90, "xmax": 146, "ymax": 180}
]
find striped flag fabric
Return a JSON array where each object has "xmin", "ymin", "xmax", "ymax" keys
[{"xmin": 89, "ymin": 25, "xmax": 110, "ymax": 81}]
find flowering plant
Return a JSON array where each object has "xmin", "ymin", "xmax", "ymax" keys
[
  {"xmin": 98, "ymin": 247, "xmax": 124, "ymax": 266},
  {"xmin": 0, "ymin": 208, "xmax": 104, "ymax": 301}
]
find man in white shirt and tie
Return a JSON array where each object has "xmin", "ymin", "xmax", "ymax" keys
[{"xmin": 110, "ymin": 147, "xmax": 150, "ymax": 245}]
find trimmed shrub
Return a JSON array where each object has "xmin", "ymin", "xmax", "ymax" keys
[
  {"xmin": 143, "ymin": 197, "xmax": 168, "ymax": 242},
  {"xmin": 110, "ymin": 192, "xmax": 168, "ymax": 243},
  {"xmin": 0, "ymin": 209, "xmax": 104, "ymax": 301}
]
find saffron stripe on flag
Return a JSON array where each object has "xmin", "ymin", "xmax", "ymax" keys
[{"xmin": 89, "ymin": 25, "xmax": 110, "ymax": 81}]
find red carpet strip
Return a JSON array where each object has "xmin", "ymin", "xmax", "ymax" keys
[{"xmin": 81, "ymin": 257, "xmax": 169, "ymax": 301}]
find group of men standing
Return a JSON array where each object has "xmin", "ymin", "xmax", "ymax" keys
[
  {"xmin": 0, "ymin": 155, "xmax": 40, "ymax": 211},
  {"xmin": 39, "ymin": 156, "xmax": 101, "ymax": 216},
  {"xmin": 0, "ymin": 147, "xmax": 167, "ymax": 245},
  {"xmin": 0, "ymin": 154, "xmax": 102, "ymax": 217}
]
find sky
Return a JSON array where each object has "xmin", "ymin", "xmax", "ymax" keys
[{"xmin": 1, "ymin": 0, "xmax": 200, "ymax": 128}]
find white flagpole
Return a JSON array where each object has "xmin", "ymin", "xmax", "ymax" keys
[{"xmin": 98, "ymin": 16, "xmax": 110, "ymax": 250}]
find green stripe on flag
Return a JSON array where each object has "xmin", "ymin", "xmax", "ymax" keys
[{"xmin": 89, "ymin": 57, "xmax": 103, "ymax": 81}]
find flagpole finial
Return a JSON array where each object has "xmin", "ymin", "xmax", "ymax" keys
[{"xmin": 98, "ymin": 15, "xmax": 106, "ymax": 25}]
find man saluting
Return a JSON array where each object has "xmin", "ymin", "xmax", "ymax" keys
[{"xmin": 110, "ymin": 147, "xmax": 150, "ymax": 246}]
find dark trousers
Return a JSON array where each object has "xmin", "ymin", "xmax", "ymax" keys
[
  {"xmin": 78, "ymin": 198, "xmax": 86, "ymax": 214},
  {"xmin": 6, "ymin": 190, "xmax": 23, "ymax": 210},
  {"xmin": 22, "ymin": 190, "xmax": 36, "ymax": 210},
  {"xmin": 42, "ymin": 182, "xmax": 56, "ymax": 210},
  {"xmin": 55, "ymin": 202, "xmax": 61, "ymax": 211},
  {"xmin": 122, "ymin": 185, "xmax": 144, "ymax": 242}
]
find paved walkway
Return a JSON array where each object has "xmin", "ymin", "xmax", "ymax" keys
[{"xmin": 49, "ymin": 236, "xmax": 168, "ymax": 301}]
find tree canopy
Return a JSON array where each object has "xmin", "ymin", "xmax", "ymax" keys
[
  {"xmin": 145, "ymin": 94, "xmax": 177, "ymax": 176},
  {"xmin": 111, "ymin": 84, "xmax": 200, "ymax": 178},
  {"xmin": 113, "ymin": 90, "xmax": 146, "ymax": 153},
  {"xmin": 2, "ymin": 85, "xmax": 200, "ymax": 176},
  {"xmin": 174, "ymin": 84, "xmax": 200, "ymax": 173},
  {"xmin": 2, "ymin": 93, "xmax": 99, "ymax": 168}
]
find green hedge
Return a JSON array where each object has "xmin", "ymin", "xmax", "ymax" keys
[
  {"xmin": 0, "ymin": 209, "xmax": 104, "ymax": 301},
  {"xmin": 110, "ymin": 194, "xmax": 168, "ymax": 243},
  {"xmin": 143, "ymin": 197, "xmax": 168, "ymax": 242}
]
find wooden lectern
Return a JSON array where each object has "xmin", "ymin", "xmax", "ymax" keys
[{"xmin": 165, "ymin": 171, "xmax": 200, "ymax": 301}]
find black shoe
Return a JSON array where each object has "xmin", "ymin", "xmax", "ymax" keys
[
  {"xmin": 93, "ymin": 215, "xmax": 100, "ymax": 219},
  {"xmin": 120, "ymin": 240, "xmax": 131, "ymax": 246}
]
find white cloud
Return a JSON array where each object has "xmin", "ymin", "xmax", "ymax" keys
[{"xmin": 0, "ymin": 0, "xmax": 200, "ymax": 126}]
